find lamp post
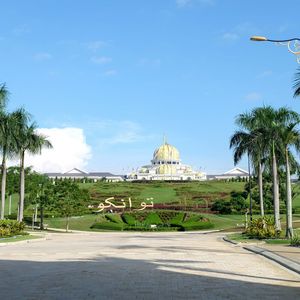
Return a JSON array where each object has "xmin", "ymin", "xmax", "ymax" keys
[{"xmin": 250, "ymin": 36, "xmax": 300, "ymax": 63}]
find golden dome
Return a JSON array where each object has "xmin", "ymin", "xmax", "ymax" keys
[
  {"xmin": 156, "ymin": 164, "xmax": 177, "ymax": 175},
  {"xmin": 153, "ymin": 143, "xmax": 180, "ymax": 161}
]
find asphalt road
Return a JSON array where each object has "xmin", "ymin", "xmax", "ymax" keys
[{"xmin": 0, "ymin": 231, "xmax": 299, "ymax": 299}]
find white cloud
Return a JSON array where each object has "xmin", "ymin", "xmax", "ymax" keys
[
  {"xmin": 34, "ymin": 52, "xmax": 52, "ymax": 61},
  {"xmin": 87, "ymin": 40, "xmax": 108, "ymax": 51},
  {"xmin": 12, "ymin": 24, "xmax": 30, "ymax": 35},
  {"xmin": 91, "ymin": 56, "xmax": 112, "ymax": 64},
  {"xmin": 222, "ymin": 33, "xmax": 239, "ymax": 41},
  {"xmin": 103, "ymin": 69, "xmax": 117, "ymax": 76},
  {"xmin": 245, "ymin": 92, "xmax": 262, "ymax": 101},
  {"xmin": 23, "ymin": 127, "xmax": 92, "ymax": 173},
  {"xmin": 87, "ymin": 120, "xmax": 154, "ymax": 147},
  {"xmin": 257, "ymin": 70, "xmax": 273, "ymax": 79},
  {"xmin": 176, "ymin": 0, "xmax": 214, "ymax": 8},
  {"xmin": 138, "ymin": 58, "xmax": 161, "ymax": 67}
]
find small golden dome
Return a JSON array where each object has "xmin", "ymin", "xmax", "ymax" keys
[{"xmin": 153, "ymin": 143, "xmax": 180, "ymax": 161}]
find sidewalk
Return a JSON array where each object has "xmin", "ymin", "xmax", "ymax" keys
[
  {"xmin": 223, "ymin": 236, "xmax": 300, "ymax": 274},
  {"xmin": 259, "ymin": 244, "xmax": 300, "ymax": 265}
]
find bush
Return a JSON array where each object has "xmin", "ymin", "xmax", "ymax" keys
[
  {"xmin": 0, "ymin": 220, "xmax": 26, "ymax": 237},
  {"xmin": 169, "ymin": 212, "xmax": 185, "ymax": 225},
  {"xmin": 144, "ymin": 212, "xmax": 163, "ymax": 225},
  {"xmin": 179, "ymin": 221, "xmax": 214, "ymax": 231},
  {"xmin": 244, "ymin": 217, "xmax": 279, "ymax": 239},
  {"xmin": 90, "ymin": 222, "xmax": 124, "ymax": 231},
  {"xmin": 121, "ymin": 213, "xmax": 136, "ymax": 226},
  {"xmin": 105, "ymin": 214, "xmax": 123, "ymax": 223},
  {"xmin": 290, "ymin": 234, "xmax": 300, "ymax": 247},
  {"xmin": 211, "ymin": 200, "xmax": 232, "ymax": 214}
]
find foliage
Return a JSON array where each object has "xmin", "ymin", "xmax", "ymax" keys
[
  {"xmin": 244, "ymin": 217, "xmax": 280, "ymax": 239},
  {"xmin": 211, "ymin": 200, "xmax": 232, "ymax": 214},
  {"xmin": 51, "ymin": 180, "xmax": 90, "ymax": 218},
  {"xmin": 290, "ymin": 234, "xmax": 300, "ymax": 246},
  {"xmin": 0, "ymin": 220, "xmax": 25, "ymax": 237},
  {"xmin": 144, "ymin": 212, "xmax": 163, "ymax": 225},
  {"xmin": 91, "ymin": 211, "xmax": 213, "ymax": 231},
  {"xmin": 105, "ymin": 214, "xmax": 123, "ymax": 223}
]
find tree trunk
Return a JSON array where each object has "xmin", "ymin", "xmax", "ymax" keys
[
  {"xmin": 9, "ymin": 194, "xmax": 12, "ymax": 215},
  {"xmin": 18, "ymin": 151, "xmax": 25, "ymax": 222},
  {"xmin": 66, "ymin": 216, "xmax": 69, "ymax": 232},
  {"xmin": 272, "ymin": 143, "xmax": 281, "ymax": 231},
  {"xmin": 40, "ymin": 204, "xmax": 44, "ymax": 230},
  {"xmin": 285, "ymin": 148, "xmax": 293, "ymax": 238},
  {"xmin": 258, "ymin": 161, "xmax": 264, "ymax": 217},
  {"xmin": 1, "ymin": 156, "xmax": 7, "ymax": 220}
]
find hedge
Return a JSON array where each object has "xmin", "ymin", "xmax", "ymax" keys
[{"xmin": 0, "ymin": 220, "xmax": 26, "ymax": 237}]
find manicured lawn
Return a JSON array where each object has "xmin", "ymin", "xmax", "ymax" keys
[
  {"xmin": 84, "ymin": 181, "xmax": 245, "ymax": 208},
  {"xmin": 45, "ymin": 215, "xmax": 103, "ymax": 231},
  {"xmin": 139, "ymin": 186, "xmax": 177, "ymax": 203},
  {"xmin": 0, "ymin": 234, "xmax": 41, "ymax": 243}
]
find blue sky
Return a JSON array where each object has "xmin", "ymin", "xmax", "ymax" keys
[{"xmin": 1, "ymin": 0, "xmax": 300, "ymax": 174}]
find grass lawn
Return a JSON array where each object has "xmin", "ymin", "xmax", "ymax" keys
[
  {"xmin": 84, "ymin": 181, "xmax": 245, "ymax": 208},
  {"xmin": 0, "ymin": 234, "xmax": 41, "ymax": 243},
  {"xmin": 45, "ymin": 214, "xmax": 103, "ymax": 231},
  {"xmin": 4, "ymin": 193, "xmax": 19, "ymax": 216},
  {"xmin": 139, "ymin": 186, "xmax": 177, "ymax": 203}
]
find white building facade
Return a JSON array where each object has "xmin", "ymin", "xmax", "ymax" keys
[{"xmin": 128, "ymin": 142, "xmax": 206, "ymax": 181}]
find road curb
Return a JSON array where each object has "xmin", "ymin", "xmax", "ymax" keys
[
  {"xmin": 223, "ymin": 236, "xmax": 300, "ymax": 275},
  {"xmin": 0, "ymin": 236, "xmax": 46, "ymax": 246},
  {"xmin": 222, "ymin": 236, "xmax": 239, "ymax": 245},
  {"xmin": 243, "ymin": 245, "xmax": 300, "ymax": 275}
]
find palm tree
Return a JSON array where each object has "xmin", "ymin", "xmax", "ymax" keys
[
  {"xmin": 0, "ymin": 84, "xmax": 8, "ymax": 109},
  {"xmin": 0, "ymin": 111, "xmax": 19, "ymax": 219},
  {"xmin": 14, "ymin": 111, "xmax": 53, "ymax": 222},
  {"xmin": 0, "ymin": 85, "xmax": 10, "ymax": 219},
  {"xmin": 230, "ymin": 128, "xmax": 265, "ymax": 217},
  {"xmin": 293, "ymin": 67, "xmax": 300, "ymax": 97},
  {"xmin": 278, "ymin": 121, "xmax": 300, "ymax": 238},
  {"xmin": 269, "ymin": 108, "xmax": 300, "ymax": 232},
  {"xmin": 231, "ymin": 106, "xmax": 299, "ymax": 232},
  {"xmin": 232, "ymin": 109, "xmax": 270, "ymax": 218}
]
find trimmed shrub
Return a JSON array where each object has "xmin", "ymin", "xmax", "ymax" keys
[
  {"xmin": 179, "ymin": 221, "xmax": 214, "ymax": 231},
  {"xmin": 121, "ymin": 213, "xmax": 137, "ymax": 226},
  {"xmin": 244, "ymin": 217, "xmax": 279, "ymax": 239},
  {"xmin": 91, "ymin": 222, "xmax": 124, "ymax": 231},
  {"xmin": 170, "ymin": 212, "xmax": 185, "ymax": 225},
  {"xmin": 105, "ymin": 214, "xmax": 123, "ymax": 223},
  {"xmin": 144, "ymin": 212, "xmax": 163, "ymax": 225},
  {"xmin": 290, "ymin": 234, "xmax": 300, "ymax": 247},
  {"xmin": 0, "ymin": 220, "xmax": 26, "ymax": 237}
]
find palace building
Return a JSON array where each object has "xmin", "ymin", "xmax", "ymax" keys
[{"xmin": 127, "ymin": 140, "xmax": 206, "ymax": 181}]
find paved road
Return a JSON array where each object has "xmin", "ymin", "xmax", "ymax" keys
[{"xmin": 0, "ymin": 231, "xmax": 299, "ymax": 299}]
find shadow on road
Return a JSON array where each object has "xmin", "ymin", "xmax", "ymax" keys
[{"xmin": 0, "ymin": 255, "xmax": 299, "ymax": 299}]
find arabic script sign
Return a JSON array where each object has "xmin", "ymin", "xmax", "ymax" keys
[{"xmin": 88, "ymin": 197, "xmax": 154, "ymax": 212}]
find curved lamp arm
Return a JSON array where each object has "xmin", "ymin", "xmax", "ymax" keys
[{"xmin": 250, "ymin": 36, "xmax": 300, "ymax": 63}]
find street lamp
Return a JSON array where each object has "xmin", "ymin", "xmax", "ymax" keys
[{"xmin": 250, "ymin": 36, "xmax": 300, "ymax": 63}]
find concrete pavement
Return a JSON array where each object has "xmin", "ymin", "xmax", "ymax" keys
[{"xmin": 0, "ymin": 231, "xmax": 299, "ymax": 299}]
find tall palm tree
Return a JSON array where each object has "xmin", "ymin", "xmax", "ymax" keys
[
  {"xmin": 278, "ymin": 122, "xmax": 300, "ymax": 238},
  {"xmin": 0, "ymin": 84, "xmax": 8, "ymax": 109},
  {"xmin": 232, "ymin": 109, "xmax": 270, "ymax": 218},
  {"xmin": 269, "ymin": 107, "xmax": 300, "ymax": 231},
  {"xmin": 230, "ymin": 128, "xmax": 265, "ymax": 216},
  {"xmin": 14, "ymin": 111, "xmax": 53, "ymax": 221},
  {"xmin": 0, "ymin": 85, "xmax": 10, "ymax": 219},
  {"xmin": 232, "ymin": 106, "xmax": 299, "ymax": 232},
  {"xmin": 293, "ymin": 67, "xmax": 300, "ymax": 98},
  {"xmin": 0, "ymin": 111, "xmax": 19, "ymax": 219}
]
